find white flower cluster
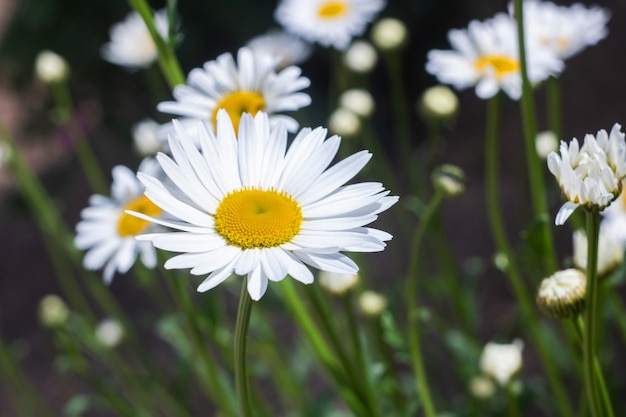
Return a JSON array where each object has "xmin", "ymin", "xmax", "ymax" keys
[{"xmin": 548, "ymin": 123, "xmax": 626, "ymax": 225}]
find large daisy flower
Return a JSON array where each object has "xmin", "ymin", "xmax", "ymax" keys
[
  {"xmin": 516, "ymin": 0, "xmax": 609, "ymax": 61},
  {"xmin": 75, "ymin": 159, "xmax": 163, "ymax": 283},
  {"xmin": 425, "ymin": 13, "xmax": 563, "ymax": 100},
  {"xmin": 101, "ymin": 9, "xmax": 169, "ymax": 70},
  {"xmin": 157, "ymin": 47, "xmax": 311, "ymax": 135},
  {"xmin": 130, "ymin": 111, "xmax": 397, "ymax": 301},
  {"xmin": 275, "ymin": 0, "xmax": 386, "ymax": 50},
  {"xmin": 547, "ymin": 123, "xmax": 626, "ymax": 225}
]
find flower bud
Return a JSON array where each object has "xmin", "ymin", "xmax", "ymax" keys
[
  {"xmin": 479, "ymin": 339, "xmax": 524, "ymax": 387},
  {"xmin": 39, "ymin": 294, "xmax": 69, "ymax": 328},
  {"xmin": 339, "ymin": 89, "xmax": 375, "ymax": 118},
  {"xmin": 358, "ymin": 290, "xmax": 387, "ymax": 316},
  {"xmin": 536, "ymin": 268, "xmax": 586, "ymax": 319},
  {"xmin": 35, "ymin": 50, "xmax": 69, "ymax": 84},
  {"xmin": 132, "ymin": 118, "xmax": 163, "ymax": 156},
  {"xmin": 318, "ymin": 271, "xmax": 359, "ymax": 295},
  {"xmin": 468, "ymin": 375, "xmax": 495, "ymax": 399},
  {"xmin": 535, "ymin": 130, "xmax": 558, "ymax": 160},
  {"xmin": 573, "ymin": 229, "xmax": 623, "ymax": 279},
  {"xmin": 329, "ymin": 108, "xmax": 361, "ymax": 137},
  {"xmin": 371, "ymin": 17, "xmax": 408, "ymax": 50},
  {"xmin": 432, "ymin": 164, "xmax": 466, "ymax": 197},
  {"xmin": 343, "ymin": 41, "xmax": 378, "ymax": 73},
  {"xmin": 95, "ymin": 319, "xmax": 124, "ymax": 348},
  {"xmin": 419, "ymin": 85, "xmax": 458, "ymax": 122}
]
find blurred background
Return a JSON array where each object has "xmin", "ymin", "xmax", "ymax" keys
[{"xmin": 1, "ymin": 0, "xmax": 626, "ymax": 415}]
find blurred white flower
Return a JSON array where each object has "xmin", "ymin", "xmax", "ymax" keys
[
  {"xmin": 371, "ymin": 17, "xmax": 407, "ymax": 50},
  {"xmin": 517, "ymin": 0, "xmax": 609, "ymax": 61},
  {"xmin": 536, "ymin": 268, "xmax": 586, "ymax": 318},
  {"xmin": 329, "ymin": 108, "xmax": 361, "ymax": 137},
  {"xmin": 535, "ymin": 130, "xmax": 558, "ymax": 159},
  {"xmin": 547, "ymin": 123, "xmax": 626, "ymax": 225},
  {"xmin": 319, "ymin": 271, "xmax": 360, "ymax": 295},
  {"xmin": 74, "ymin": 159, "xmax": 163, "ymax": 284},
  {"xmin": 358, "ymin": 290, "xmax": 387, "ymax": 315},
  {"xmin": 246, "ymin": 30, "xmax": 313, "ymax": 69},
  {"xmin": 158, "ymin": 47, "xmax": 311, "ymax": 135},
  {"xmin": 419, "ymin": 85, "xmax": 458, "ymax": 120},
  {"xmin": 480, "ymin": 339, "xmax": 524, "ymax": 386},
  {"xmin": 275, "ymin": 0, "xmax": 386, "ymax": 50},
  {"xmin": 339, "ymin": 88, "xmax": 375, "ymax": 117},
  {"xmin": 426, "ymin": 13, "xmax": 563, "ymax": 100},
  {"xmin": 95, "ymin": 319, "xmax": 124, "ymax": 348},
  {"xmin": 35, "ymin": 50, "xmax": 69, "ymax": 84},
  {"xmin": 132, "ymin": 118, "xmax": 163, "ymax": 156},
  {"xmin": 343, "ymin": 40, "xmax": 378, "ymax": 73},
  {"xmin": 573, "ymin": 229, "xmax": 623, "ymax": 278},
  {"xmin": 101, "ymin": 9, "xmax": 169, "ymax": 69},
  {"xmin": 601, "ymin": 183, "xmax": 626, "ymax": 247},
  {"xmin": 39, "ymin": 295, "xmax": 69, "ymax": 328}
]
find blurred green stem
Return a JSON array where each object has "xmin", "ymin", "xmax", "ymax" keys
[
  {"xmin": 234, "ymin": 280, "xmax": 254, "ymax": 417},
  {"xmin": 127, "ymin": 0, "xmax": 185, "ymax": 89},
  {"xmin": 405, "ymin": 188, "xmax": 445, "ymax": 417},
  {"xmin": 484, "ymin": 94, "xmax": 574, "ymax": 417}
]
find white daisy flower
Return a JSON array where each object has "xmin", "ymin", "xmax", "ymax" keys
[
  {"xmin": 479, "ymin": 339, "xmax": 524, "ymax": 387},
  {"xmin": 425, "ymin": 13, "xmax": 563, "ymax": 100},
  {"xmin": 101, "ymin": 9, "xmax": 169, "ymax": 70},
  {"xmin": 157, "ymin": 47, "xmax": 311, "ymax": 135},
  {"xmin": 75, "ymin": 159, "xmax": 163, "ymax": 283},
  {"xmin": 246, "ymin": 30, "xmax": 313, "ymax": 69},
  {"xmin": 275, "ymin": 0, "xmax": 386, "ymax": 50},
  {"xmin": 131, "ymin": 111, "xmax": 397, "ymax": 301},
  {"xmin": 547, "ymin": 123, "xmax": 626, "ymax": 225},
  {"xmin": 516, "ymin": 0, "xmax": 609, "ymax": 61}
]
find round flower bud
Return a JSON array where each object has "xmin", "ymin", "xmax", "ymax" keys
[
  {"xmin": 536, "ymin": 268, "xmax": 586, "ymax": 319},
  {"xmin": 371, "ymin": 17, "xmax": 408, "ymax": 50},
  {"xmin": 479, "ymin": 339, "xmax": 524, "ymax": 387},
  {"xmin": 535, "ymin": 130, "xmax": 558, "ymax": 160},
  {"xmin": 318, "ymin": 271, "xmax": 359, "ymax": 295},
  {"xmin": 573, "ymin": 229, "xmax": 623, "ymax": 279},
  {"xmin": 358, "ymin": 290, "xmax": 387, "ymax": 316},
  {"xmin": 468, "ymin": 375, "xmax": 495, "ymax": 399},
  {"xmin": 343, "ymin": 41, "xmax": 378, "ymax": 73},
  {"xmin": 35, "ymin": 50, "xmax": 70, "ymax": 84},
  {"xmin": 432, "ymin": 164, "xmax": 466, "ymax": 197},
  {"xmin": 132, "ymin": 118, "xmax": 163, "ymax": 156},
  {"xmin": 419, "ymin": 85, "xmax": 459, "ymax": 122},
  {"xmin": 95, "ymin": 318, "xmax": 124, "ymax": 348},
  {"xmin": 329, "ymin": 108, "xmax": 361, "ymax": 137},
  {"xmin": 39, "ymin": 294, "xmax": 69, "ymax": 328},
  {"xmin": 339, "ymin": 89, "xmax": 375, "ymax": 118}
]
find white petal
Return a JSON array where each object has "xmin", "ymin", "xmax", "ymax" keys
[{"xmin": 555, "ymin": 201, "xmax": 579, "ymax": 225}]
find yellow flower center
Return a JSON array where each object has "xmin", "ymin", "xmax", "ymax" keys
[
  {"xmin": 214, "ymin": 187, "xmax": 303, "ymax": 249},
  {"xmin": 474, "ymin": 55, "xmax": 520, "ymax": 79},
  {"xmin": 318, "ymin": 1, "xmax": 349, "ymax": 19},
  {"xmin": 117, "ymin": 195, "xmax": 162, "ymax": 237},
  {"xmin": 212, "ymin": 91, "xmax": 265, "ymax": 135}
]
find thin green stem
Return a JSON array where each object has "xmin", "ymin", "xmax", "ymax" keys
[
  {"xmin": 484, "ymin": 94, "xmax": 574, "ymax": 417},
  {"xmin": 513, "ymin": 0, "xmax": 557, "ymax": 274},
  {"xmin": 405, "ymin": 189, "xmax": 444, "ymax": 417},
  {"xmin": 506, "ymin": 385, "xmax": 521, "ymax": 417},
  {"xmin": 234, "ymin": 280, "xmax": 254, "ymax": 417},
  {"xmin": 583, "ymin": 211, "xmax": 606, "ymax": 417},
  {"xmin": 127, "ymin": 0, "xmax": 185, "ymax": 89}
]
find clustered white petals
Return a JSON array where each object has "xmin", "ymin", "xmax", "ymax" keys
[
  {"xmin": 132, "ymin": 111, "xmax": 397, "ymax": 301},
  {"xmin": 548, "ymin": 123, "xmax": 626, "ymax": 225}
]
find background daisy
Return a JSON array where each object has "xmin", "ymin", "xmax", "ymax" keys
[
  {"xmin": 275, "ymin": 0, "xmax": 386, "ymax": 50},
  {"xmin": 75, "ymin": 159, "xmax": 163, "ymax": 283},
  {"xmin": 131, "ymin": 111, "xmax": 397, "ymax": 301}
]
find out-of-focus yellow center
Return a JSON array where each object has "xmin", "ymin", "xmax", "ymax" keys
[
  {"xmin": 214, "ymin": 187, "xmax": 303, "ymax": 249},
  {"xmin": 212, "ymin": 91, "xmax": 265, "ymax": 135},
  {"xmin": 474, "ymin": 55, "xmax": 520, "ymax": 78},
  {"xmin": 318, "ymin": 1, "xmax": 348, "ymax": 19},
  {"xmin": 556, "ymin": 37, "xmax": 569, "ymax": 53},
  {"xmin": 117, "ymin": 195, "xmax": 161, "ymax": 237}
]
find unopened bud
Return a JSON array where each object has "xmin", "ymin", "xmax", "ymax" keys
[
  {"xmin": 329, "ymin": 108, "xmax": 361, "ymax": 137},
  {"xmin": 344, "ymin": 41, "xmax": 378, "ymax": 73},
  {"xmin": 39, "ymin": 295, "xmax": 69, "ymax": 328},
  {"xmin": 419, "ymin": 85, "xmax": 459, "ymax": 121},
  {"xmin": 35, "ymin": 50, "xmax": 70, "ymax": 84},
  {"xmin": 132, "ymin": 118, "xmax": 163, "ymax": 156},
  {"xmin": 318, "ymin": 271, "xmax": 359, "ymax": 295},
  {"xmin": 468, "ymin": 375, "xmax": 495, "ymax": 399},
  {"xmin": 95, "ymin": 319, "xmax": 124, "ymax": 348},
  {"xmin": 536, "ymin": 269, "xmax": 586, "ymax": 319},
  {"xmin": 339, "ymin": 89, "xmax": 375, "ymax": 118},
  {"xmin": 371, "ymin": 18, "xmax": 408, "ymax": 50},
  {"xmin": 535, "ymin": 130, "xmax": 558, "ymax": 159},
  {"xmin": 358, "ymin": 290, "xmax": 387, "ymax": 316},
  {"xmin": 432, "ymin": 164, "xmax": 466, "ymax": 197}
]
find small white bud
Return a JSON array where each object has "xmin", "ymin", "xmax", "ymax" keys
[
  {"xmin": 35, "ymin": 50, "xmax": 69, "ymax": 84},
  {"xmin": 468, "ymin": 375, "xmax": 496, "ymax": 399},
  {"xmin": 535, "ymin": 130, "xmax": 558, "ymax": 159},
  {"xmin": 329, "ymin": 108, "xmax": 361, "ymax": 137},
  {"xmin": 343, "ymin": 41, "xmax": 378, "ymax": 73},
  {"xmin": 432, "ymin": 164, "xmax": 466, "ymax": 197},
  {"xmin": 132, "ymin": 118, "xmax": 163, "ymax": 156},
  {"xmin": 479, "ymin": 339, "xmax": 524, "ymax": 387},
  {"xmin": 339, "ymin": 89, "xmax": 375, "ymax": 118},
  {"xmin": 371, "ymin": 18, "xmax": 408, "ymax": 50},
  {"xmin": 537, "ymin": 268, "xmax": 586, "ymax": 319},
  {"xmin": 95, "ymin": 319, "xmax": 124, "ymax": 348},
  {"xmin": 419, "ymin": 85, "xmax": 459, "ymax": 120},
  {"xmin": 39, "ymin": 294, "xmax": 69, "ymax": 328},
  {"xmin": 318, "ymin": 271, "xmax": 359, "ymax": 295},
  {"xmin": 358, "ymin": 291, "xmax": 387, "ymax": 316}
]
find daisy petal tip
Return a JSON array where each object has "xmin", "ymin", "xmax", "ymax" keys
[{"xmin": 555, "ymin": 202, "xmax": 579, "ymax": 226}]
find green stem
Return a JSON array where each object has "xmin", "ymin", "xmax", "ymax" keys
[
  {"xmin": 547, "ymin": 76, "xmax": 563, "ymax": 141},
  {"xmin": 234, "ymin": 280, "xmax": 254, "ymax": 417},
  {"xmin": 513, "ymin": 0, "xmax": 557, "ymax": 274},
  {"xmin": 405, "ymin": 189, "xmax": 444, "ymax": 417},
  {"xmin": 484, "ymin": 94, "xmax": 574, "ymax": 417},
  {"xmin": 507, "ymin": 384, "xmax": 521, "ymax": 417},
  {"xmin": 127, "ymin": 0, "xmax": 185, "ymax": 89},
  {"xmin": 583, "ymin": 211, "xmax": 606, "ymax": 417}
]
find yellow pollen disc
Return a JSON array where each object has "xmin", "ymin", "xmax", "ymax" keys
[
  {"xmin": 214, "ymin": 187, "xmax": 303, "ymax": 249},
  {"xmin": 556, "ymin": 37, "xmax": 569, "ymax": 53},
  {"xmin": 474, "ymin": 55, "xmax": 520, "ymax": 79},
  {"xmin": 318, "ymin": 1, "xmax": 349, "ymax": 19},
  {"xmin": 212, "ymin": 91, "xmax": 265, "ymax": 135},
  {"xmin": 117, "ymin": 195, "xmax": 162, "ymax": 237}
]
